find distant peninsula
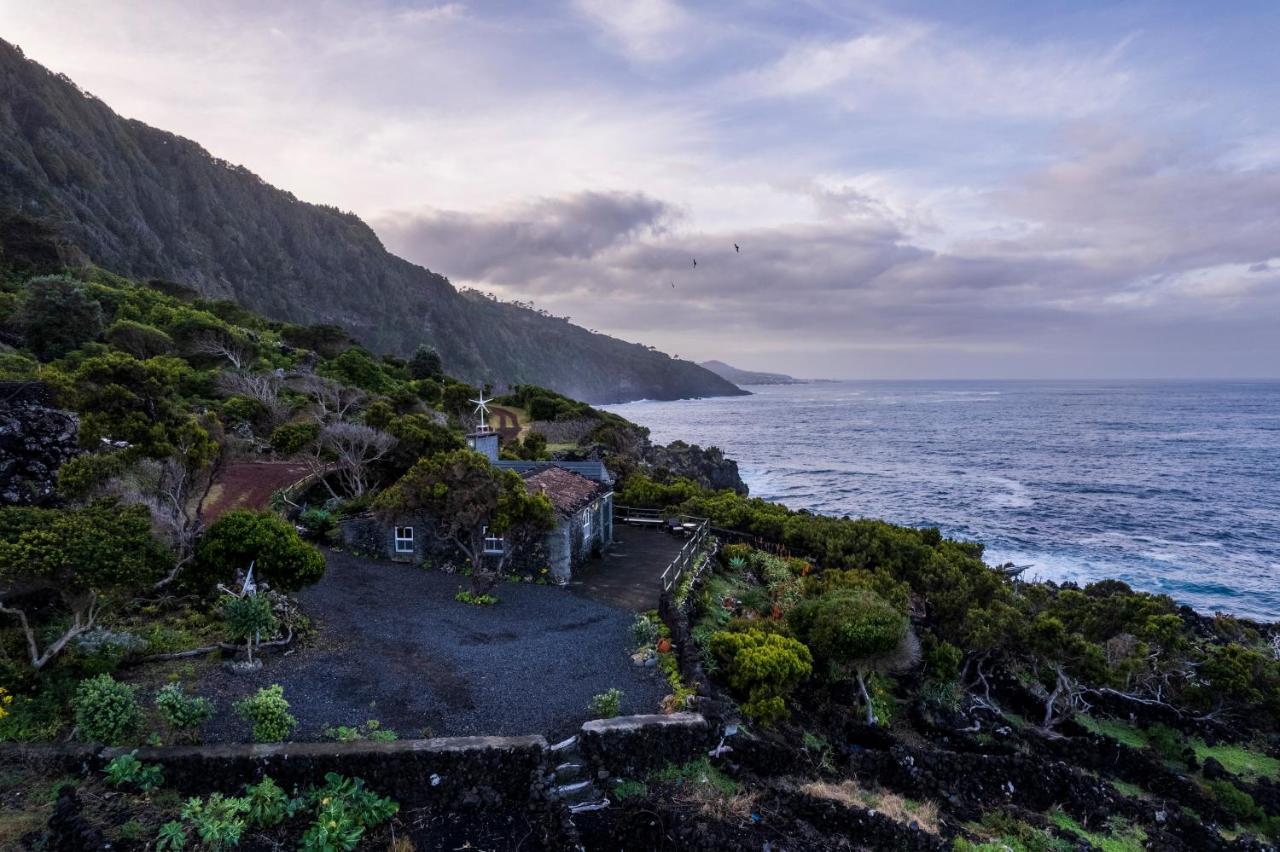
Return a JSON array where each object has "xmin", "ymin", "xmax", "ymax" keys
[{"xmin": 700, "ymin": 359, "xmax": 807, "ymax": 386}]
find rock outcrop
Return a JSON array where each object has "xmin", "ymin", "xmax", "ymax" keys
[
  {"xmin": 0, "ymin": 381, "xmax": 80, "ymax": 505},
  {"xmin": 646, "ymin": 440, "xmax": 748, "ymax": 495}
]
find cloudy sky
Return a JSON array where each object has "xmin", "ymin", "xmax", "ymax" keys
[{"xmin": 5, "ymin": 1, "xmax": 1280, "ymax": 378}]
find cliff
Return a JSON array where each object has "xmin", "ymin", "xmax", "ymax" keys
[{"xmin": 0, "ymin": 40, "xmax": 744, "ymax": 404}]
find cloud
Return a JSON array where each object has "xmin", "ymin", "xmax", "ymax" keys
[{"xmin": 571, "ymin": 0, "xmax": 693, "ymax": 63}]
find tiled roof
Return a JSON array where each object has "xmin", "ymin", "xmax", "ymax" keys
[{"xmin": 521, "ymin": 465, "xmax": 608, "ymax": 516}]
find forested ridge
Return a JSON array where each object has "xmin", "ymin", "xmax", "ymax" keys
[{"xmin": 0, "ymin": 38, "xmax": 743, "ymax": 404}]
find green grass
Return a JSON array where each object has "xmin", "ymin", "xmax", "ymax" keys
[
  {"xmin": 1189, "ymin": 739, "xmax": 1279, "ymax": 782},
  {"xmin": 1109, "ymin": 778, "xmax": 1146, "ymax": 799},
  {"xmin": 612, "ymin": 779, "xmax": 648, "ymax": 800},
  {"xmin": 1074, "ymin": 715, "xmax": 1148, "ymax": 750},
  {"xmin": 649, "ymin": 758, "xmax": 739, "ymax": 797},
  {"xmin": 1049, "ymin": 810, "xmax": 1146, "ymax": 852}
]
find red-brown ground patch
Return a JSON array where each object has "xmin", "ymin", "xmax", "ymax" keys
[
  {"xmin": 202, "ymin": 461, "xmax": 310, "ymax": 521},
  {"xmin": 488, "ymin": 405, "xmax": 523, "ymax": 442}
]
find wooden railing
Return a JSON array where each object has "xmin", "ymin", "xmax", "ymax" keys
[{"xmin": 659, "ymin": 518, "xmax": 709, "ymax": 592}]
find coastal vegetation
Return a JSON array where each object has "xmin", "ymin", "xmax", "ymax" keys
[{"xmin": 0, "ymin": 247, "xmax": 1277, "ymax": 847}]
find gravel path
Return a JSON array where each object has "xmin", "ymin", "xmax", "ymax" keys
[{"xmin": 195, "ymin": 550, "xmax": 669, "ymax": 743}]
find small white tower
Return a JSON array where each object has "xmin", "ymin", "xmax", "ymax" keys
[{"xmin": 465, "ymin": 393, "xmax": 499, "ymax": 462}]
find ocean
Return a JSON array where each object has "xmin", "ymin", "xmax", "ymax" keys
[{"xmin": 604, "ymin": 380, "xmax": 1280, "ymax": 622}]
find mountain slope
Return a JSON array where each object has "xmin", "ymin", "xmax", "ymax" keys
[
  {"xmin": 0, "ymin": 39, "xmax": 743, "ymax": 404},
  {"xmin": 700, "ymin": 359, "xmax": 803, "ymax": 385}
]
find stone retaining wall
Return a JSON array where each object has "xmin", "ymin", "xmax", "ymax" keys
[
  {"xmin": 579, "ymin": 712, "xmax": 712, "ymax": 779},
  {"xmin": 0, "ymin": 714, "xmax": 713, "ymax": 805}
]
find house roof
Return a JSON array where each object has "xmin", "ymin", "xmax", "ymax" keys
[
  {"xmin": 494, "ymin": 459, "xmax": 613, "ymax": 484},
  {"xmin": 521, "ymin": 465, "xmax": 609, "ymax": 516}
]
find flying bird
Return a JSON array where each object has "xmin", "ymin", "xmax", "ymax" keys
[
  {"xmin": 734, "ymin": 243, "xmax": 740, "ymax": 253},
  {"xmin": 692, "ymin": 258, "xmax": 697, "ymax": 267},
  {"xmin": 670, "ymin": 281, "xmax": 676, "ymax": 288}
]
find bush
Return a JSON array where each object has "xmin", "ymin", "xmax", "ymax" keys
[
  {"xmin": 196, "ymin": 510, "xmax": 325, "ymax": 592},
  {"xmin": 269, "ymin": 420, "xmax": 320, "ymax": 455},
  {"xmin": 182, "ymin": 793, "xmax": 248, "ymax": 850},
  {"xmin": 589, "ymin": 688, "xmax": 624, "ymax": 719},
  {"xmin": 234, "ymin": 685, "xmax": 297, "ymax": 743},
  {"xmin": 155, "ymin": 683, "xmax": 214, "ymax": 739},
  {"xmin": 73, "ymin": 674, "xmax": 142, "ymax": 745},
  {"xmin": 300, "ymin": 772, "xmax": 399, "ymax": 852},
  {"xmin": 708, "ymin": 628, "xmax": 812, "ymax": 724},
  {"xmin": 298, "ymin": 507, "xmax": 335, "ymax": 537},
  {"xmin": 105, "ymin": 319, "xmax": 175, "ymax": 358},
  {"xmin": 17, "ymin": 274, "xmax": 104, "ymax": 359}
]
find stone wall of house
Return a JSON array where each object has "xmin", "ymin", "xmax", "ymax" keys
[{"xmin": 339, "ymin": 512, "xmax": 458, "ymax": 569}]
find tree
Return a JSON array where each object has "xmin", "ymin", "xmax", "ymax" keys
[
  {"xmin": 789, "ymin": 589, "xmax": 917, "ymax": 724},
  {"xmin": 108, "ymin": 418, "xmax": 223, "ymax": 589},
  {"xmin": 17, "ymin": 275, "xmax": 104, "ymax": 360},
  {"xmin": 311, "ymin": 421, "xmax": 396, "ymax": 499},
  {"xmin": 292, "ymin": 374, "xmax": 365, "ymax": 422},
  {"xmin": 0, "ymin": 502, "xmax": 170, "ymax": 669},
  {"xmin": 215, "ymin": 371, "xmax": 289, "ymax": 431},
  {"xmin": 188, "ymin": 331, "xmax": 255, "ymax": 370},
  {"xmin": 376, "ymin": 450, "xmax": 554, "ymax": 595},
  {"xmin": 195, "ymin": 510, "xmax": 325, "ymax": 592},
  {"xmin": 408, "ymin": 345, "xmax": 444, "ymax": 380},
  {"xmin": 60, "ymin": 351, "xmax": 193, "ymax": 457}
]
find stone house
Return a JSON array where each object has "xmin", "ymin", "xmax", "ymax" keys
[{"xmin": 341, "ymin": 423, "xmax": 614, "ymax": 582}]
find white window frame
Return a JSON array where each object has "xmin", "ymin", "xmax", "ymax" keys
[
  {"xmin": 394, "ymin": 526, "xmax": 414, "ymax": 553},
  {"xmin": 582, "ymin": 505, "xmax": 593, "ymax": 541},
  {"xmin": 482, "ymin": 525, "xmax": 505, "ymax": 554}
]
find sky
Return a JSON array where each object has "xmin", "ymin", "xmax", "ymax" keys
[{"xmin": 4, "ymin": 0, "xmax": 1280, "ymax": 379}]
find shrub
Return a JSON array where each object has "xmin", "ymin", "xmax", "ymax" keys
[
  {"xmin": 298, "ymin": 507, "xmax": 335, "ymax": 537},
  {"xmin": 73, "ymin": 674, "xmax": 142, "ymax": 745},
  {"xmin": 105, "ymin": 319, "xmax": 175, "ymax": 358},
  {"xmin": 589, "ymin": 688, "xmax": 624, "ymax": 719},
  {"xmin": 630, "ymin": 613, "xmax": 660, "ymax": 648},
  {"xmin": 234, "ymin": 685, "xmax": 297, "ymax": 743},
  {"xmin": 195, "ymin": 509, "xmax": 325, "ymax": 592},
  {"xmin": 104, "ymin": 750, "xmax": 164, "ymax": 791},
  {"xmin": 270, "ymin": 420, "xmax": 321, "ymax": 455},
  {"xmin": 155, "ymin": 683, "xmax": 214, "ymax": 739},
  {"xmin": 17, "ymin": 274, "xmax": 104, "ymax": 359},
  {"xmin": 708, "ymin": 628, "xmax": 812, "ymax": 724},
  {"xmin": 455, "ymin": 589, "xmax": 497, "ymax": 606}
]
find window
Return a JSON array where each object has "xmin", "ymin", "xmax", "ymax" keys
[
  {"xmin": 582, "ymin": 505, "xmax": 593, "ymax": 540},
  {"xmin": 394, "ymin": 526, "xmax": 414, "ymax": 553},
  {"xmin": 482, "ymin": 526, "xmax": 504, "ymax": 554}
]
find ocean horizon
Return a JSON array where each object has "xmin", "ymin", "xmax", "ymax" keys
[{"xmin": 605, "ymin": 379, "xmax": 1280, "ymax": 622}]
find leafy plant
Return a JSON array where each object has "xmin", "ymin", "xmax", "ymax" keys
[
  {"xmin": 244, "ymin": 775, "xmax": 290, "ymax": 828},
  {"xmin": 630, "ymin": 613, "xmax": 659, "ymax": 648},
  {"xmin": 103, "ymin": 750, "xmax": 164, "ymax": 791},
  {"xmin": 155, "ymin": 820, "xmax": 187, "ymax": 851},
  {"xmin": 454, "ymin": 589, "xmax": 497, "ymax": 605},
  {"xmin": 73, "ymin": 674, "xmax": 143, "ymax": 745},
  {"xmin": 589, "ymin": 688, "xmax": 624, "ymax": 719},
  {"xmin": 155, "ymin": 683, "xmax": 214, "ymax": 739},
  {"xmin": 182, "ymin": 793, "xmax": 248, "ymax": 850},
  {"xmin": 222, "ymin": 592, "xmax": 278, "ymax": 665},
  {"xmin": 299, "ymin": 773, "xmax": 399, "ymax": 852},
  {"xmin": 234, "ymin": 684, "xmax": 297, "ymax": 743}
]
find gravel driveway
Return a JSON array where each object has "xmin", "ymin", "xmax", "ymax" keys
[{"xmin": 195, "ymin": 550, "xmax": 669, "ymax": 743}]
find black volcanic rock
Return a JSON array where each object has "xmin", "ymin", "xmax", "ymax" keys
[
  {"xmin": 0, "ymin": 40, "xmax": 744, "ymax": 404},
  {"xmin": 0, "ymin": 381, "xmax": 80, "ymax": 506}
]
